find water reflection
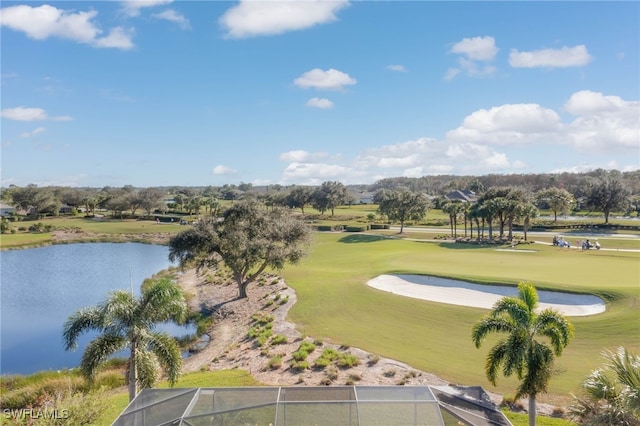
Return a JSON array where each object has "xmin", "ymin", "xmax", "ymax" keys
[{"xmin": 1, "ymin": 243, "xmax": 193, "ymax": 375}]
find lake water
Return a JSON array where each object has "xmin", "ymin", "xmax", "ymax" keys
[{"xmin": 0, "ymin": 243, "xmax": 187, "ymax": 375}]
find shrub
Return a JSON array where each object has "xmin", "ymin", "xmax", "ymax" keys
[
  {"xmin": 267, "ymin": 356, "xmax": 282, "ymax": 370},
  {"xmin": 369, "ymin": 224, "xmax": 390, "ymax": 230},
  {"xmin": 366, "ymin": 354, "xmax": 380, "ymax": 366},
  {"xmin": 337, "ymin": 353, "xmax": 360, "ymax": 368},
  {"xmin": 345, "ymin": 225, "xmax": 369, "ymax": 232},
  {"xmin": 291, "ymin": 350, "xmax": 309, "ymax": 362},
  {"xmin": 313, "ymin": 357, "xmax": 331, "ymax": 369},
  {"xmin": 383, "ymin": 369, "xmax": 396, "ymax": 378},
  {"xmin": 290, "ymin": 360, "xmax": 309, "ymax": 371},
  {"xmin": 325, "ymin": 366, "xmax": 339, "ymax": 381},
  {"xmin": 270, "ymin": 335, "xmax": 287, "ymax": 345},
  {"xmin": 320, "ymin": 348, "xmax": 340, "ymax": 361},
  {"xmin": 299, "ymin": 341, "xmax": 316, "ymax": 354},
  {"xmin": 252, "ymin": 312, "xmax": 274, "ymax": 325}
]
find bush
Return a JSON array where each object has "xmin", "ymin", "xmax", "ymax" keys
[
  {"xmin": 298, "ymin": 341, "xmax": 316, "ymax": 354},
  {"xmin": 267, "ymin": 356, "xmax": 282, "ymax": 370},
  {"xmin": 369, "ymin": 224, "xmax": 390, "ymax": 230},
  {"xmin": 313, "ymin": 357, "xmax": 331, "ymax": 369},
  {"xmin": 337, "ymin": 353, "xmax": 360, "ymax": 368},
  {"xmin": 291, "ymin": 350, "xmax": 309, "ymax": 361},
  {"xmin": 270, "ymin": 335, "xmax": 287, "ymax": 345},
  {"xmin": 317, "ymin": 224, "xmax": 344, "ymax": 232},
  {"xmin": 290, "ymin": 360, "xmax": 309, "ymax": 371},
  {"xmin": 345, "ymin": 225, "xmax": 369, "ymax": 232},
  {"xmin": 320, "ymin": 348, "xmax": 340, "ymax": 361}
]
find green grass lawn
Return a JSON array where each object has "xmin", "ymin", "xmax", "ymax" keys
[{"xmin": 281, "ymin": 232, "xmax": 640, "ymax": 406}]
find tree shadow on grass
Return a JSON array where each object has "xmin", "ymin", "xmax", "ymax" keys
[{"xmin": 338, "ymin": 234, "xmax": 390, "ymax": 243}]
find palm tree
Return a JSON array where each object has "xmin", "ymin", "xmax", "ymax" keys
[
  {"xmin": 570, "ymin": 347, "xmax": 640, "ymax": 425},
  {"xmin": 63, "ymin": 276, "xmax": 188, "ymax": 401},
  {"xmin": 471, "ymin": 282, "xmax": 574, "ymax": 426}
]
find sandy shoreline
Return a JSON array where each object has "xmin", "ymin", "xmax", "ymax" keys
[{"xmin": 367, "ymin": 274, "xmax": 605, "ymax": 316}]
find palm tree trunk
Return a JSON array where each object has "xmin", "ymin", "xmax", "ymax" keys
[
  {"xmin": 528, "ymin": 395, "xmax": 537, "ymax": 426},
  {"xmin": 128, "ymin": 341, "xmax": 137, "ymax": 402}
]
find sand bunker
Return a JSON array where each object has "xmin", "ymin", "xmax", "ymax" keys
[{"xmin": 367, "ymin": 274, "xmax": 605, "ymax": 316}]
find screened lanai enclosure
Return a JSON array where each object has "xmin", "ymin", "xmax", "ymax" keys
[{"xmin": 113, "ymin": 385, "xmax": 512, "ymax": 426}]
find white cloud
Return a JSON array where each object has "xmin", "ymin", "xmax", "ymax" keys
[
  {"xmin": 386, "ymin": 64, "xmax": 407, "ymax": 72},
  {"xmin": 446, "ymin": 36, "xmax": 498, "ymax": 80},
  {"xmin": 447, "ymin": 104, "xmax": 562, "ymax": 144},
  {"xmin": 564, "ymin": 90, "xmax": 631, "ymax": 115},
  {"xmin": 1, "ymin": 107, "xmax": 73, "ymax": 122},
  {"xmin": 219, "ymin": 0, "xmax": 349, "ymax": 39},
  {"xmin": 443, "ymin": 68, "xmax": 460, "ymax": 81},
  {"xmin": 121, "ymin": 0, "xmax": 173, "ymax": 17},
  {"xmin": 281, "ymin": 162, "xmax": 363, "ymax": 185},
  {"xmin": 93, "ymin": 27, "xmax": 135, "ymax": 49},
  {"xmin": 306, "ymin": 97, "xmax": 334, "ymax": 109},
  {"xmin": 294, "ymin": 68, "xmax": 356, "ymax": 91},
  {"xmin": 212, "ymin": 165, "xmax": 237, "ymax": 175},
  {"xmin": 20, "ymin": 127, "xmax": 46, "ymax": 138},
  {"xmin": 564, "ymin": 91, "xmax": 639, "ymax": 151},
  {"xmin": 0, "ymin": 4, "xmax": 134, "ymax": 49},
  {"xmin": 152, "ymin": 9, "xmax": 191, "ymax": 30},
  {"xmin": 509, "ymin": 45, "xmax": 591, "ymax": 68},
  {"xmin": 451, "ymin": 36, "xmax": 498, "ymax": 61},
  {"xmin": 279, "ymin": 150, "xmax": 329, "ymax": 162}
]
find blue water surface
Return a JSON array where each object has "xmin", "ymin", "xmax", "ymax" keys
[{"xmin": 1, "ymin": 243, "xmax": 185, "ymax": 375}]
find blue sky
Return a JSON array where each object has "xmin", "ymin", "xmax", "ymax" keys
[{"xmin": 1, "ymin": 1, "xmax": 639, "ymax": 188}]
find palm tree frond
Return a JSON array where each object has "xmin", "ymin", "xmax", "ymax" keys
[
  {"xmin": 535, "ymin": 309, "xmax": 574, "ymax": 355},
  {"xmin": 62, "ymin": 307, "xmax": 103, "ymax": 350},
  {"xmin": 471, "ymin": 317, "xmax": 515, "ymax": 348},
  {"xmin": 79, "ymin": 332, "xmax": 127, "ymax": 382},
  {"xmin": 135, "ymin": 349, "xmax": 160, "ymax": 390},
  {"xmin": 147, "ymin": 331, "xmax": 183, "ymax": 387},
  {"xmin": 486, "ymin": 340, "xmax": 509, "ymax": 385},
  {"xmin": 138, "ymin": 277, "xmax": 188, "ymax": 324},
  {"xmin": 517, "ymin": 281, "xmax": 539, "ymax": 312}
]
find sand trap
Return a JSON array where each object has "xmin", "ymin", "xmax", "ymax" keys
[{"xmin": 367, "ymin": 274, "xmax": 605, "ymax": 316}]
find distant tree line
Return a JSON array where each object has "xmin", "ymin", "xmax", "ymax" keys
[{"xmin": 1, "ymin": 170, "xmax": 637, "ymax": 224}]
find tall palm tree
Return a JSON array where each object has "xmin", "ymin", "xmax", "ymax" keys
[
  {"xmin": 63, "ymin": 277, "xmax": 188, "ymax": 401},
  {"xmin": 471, "ymin": 282, "xmax": 574, "ymax": 426},
  {"xmin": 570, "ymin": 347, "xmax": 640, "ymax": 425}
]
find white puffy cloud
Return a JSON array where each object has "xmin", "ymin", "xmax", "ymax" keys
[
  {"xmin": 212, "ymin": 165, "xmax": 237, "ymax": 175},
  {"xmin": 386, "ymin": 64, "xmax": 407, "ymax": 72},
  {"xmin": 446, "ymin": 36, "xmax": 498, "ymax": 80},
  {"xmin": 20, "ymin": 127, "xmax": 46, "ymax": 138},
  {"xmin": 305, "ymin": 97, "xmax": 334, "ymax": 109},
  {"xmin": 152, "ymin": 9, "xmax": 191, "ymax": 30},
  {"xmin": 294, "ymin": 68, "xmax": 356, "ymax": 90},
  {"xmin": 447, "ymin": 104, "xmax": 562, "ymax": 144},
  {"xmin": 0, "ymin": 4, "xmax": 134, "ymax": 49},
  {"xmin": 275, "ymin": 90, "xmax": 637, "ymax": 184},
  {"xmin": 1, "ymin": 107, "xmax": 72, "ymax": 121},
  {"xmin": 219, "ymin": 0, "xmax": 349, "ymax": 38},
  {"xmin": 509, "ymin": 45, "xmax": 591, "ymax": 68},
  {"xmin": 279, "ymin": 150, "xmax": 329, "ymax": 162},
  {"xmin": 564, "ymin": 91, "xmax": 639, "ymax": 151},
  {"xmin": 121, "ymin": 0, "xmax": 173, "ymax": 17},
  {"xmin": 281, "ymin": 162, "xmax": 363, "ymax": 185},
  {"xmin": 451, "ymin": 36, "xmax": 498, "ymax": 61}
]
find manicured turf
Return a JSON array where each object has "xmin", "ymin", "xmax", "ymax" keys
[{"xmin": 281, "ymin": 232, "xmax": 640, "ymax": 404}]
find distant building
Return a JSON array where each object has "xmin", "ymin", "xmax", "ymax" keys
[
  {"xmin": 445, "ymin": 190, "xmax": 476, "ymax": 203},
  {"xmin": 0, "ymin": 203, "xmax": 16, "ymax": 217}
]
